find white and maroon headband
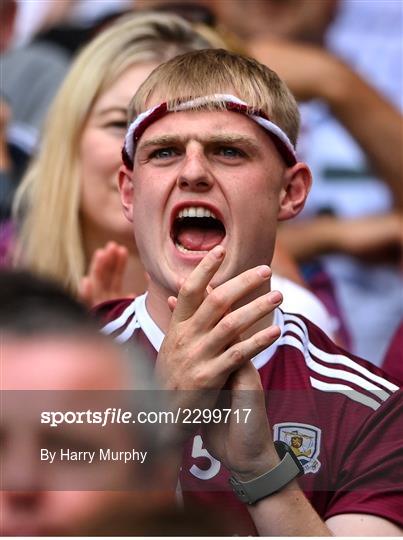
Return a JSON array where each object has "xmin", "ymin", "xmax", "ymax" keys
[{"xmin": 122, "ymin": 94, "xmax": 297, "ymax": 169}]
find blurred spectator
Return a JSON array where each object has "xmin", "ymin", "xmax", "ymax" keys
[
  {"xmin": 1, "ymin": 2, "xmax": 135, "ymax": 217},
  {"xmin": 1, "ymin": 44, "xmax": 69, "ymax": 148},
  {"xmin": 0, "ymin": 269, "xmax": 179, "ymax": 536},
  {"xmin": 0, "ymin": 0, "xmax": 71, "ymax": 217},
  {"xmin": 12, "ymin": 12, "xmax": 214, "ymax": 296},
  {"xmin": 11, "ymin": 0, "xmax": 132, "ymax": 48}
]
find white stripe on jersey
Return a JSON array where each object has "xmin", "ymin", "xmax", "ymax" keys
[
  {"xmin": 135, "ymin": 293, "xmax": 165, "ymax": 351},
  {"xmin": 115, "ymin": 312, "xmax": 141, "ymax": 343},
  {"xmin": 284, "ymin": 314, "xmax": 398, "ymax": 394},
  {"xmin": 280, "ymin": 334, "xmax": 383, "ymax": 410},
  {"xmin": 101, "ymin": 299, "xmax": 136, "ymax": 335},
  {"xmin": 101, "ymin": 293, "xmax": 165, "ymax": 349},
  {"xmin": 310, "ymin": 378, "xmax": 382, "ymax": 411},
  {"xmin": 280, "ymin": 315, "xmax": 397, "ymax": 410},
  {"xmin": 283, "ymin": 332, "xmax": 390, "ymax": 402}
]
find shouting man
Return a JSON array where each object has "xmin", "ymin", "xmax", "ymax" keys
[{"xmin": 96, "ymin": 49, "xmax": 402, "ymax": 536}]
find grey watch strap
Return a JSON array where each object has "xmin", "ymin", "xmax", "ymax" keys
[{"xmin": 229, "ymin": 442, "xmax": 303, "ymax": 505}]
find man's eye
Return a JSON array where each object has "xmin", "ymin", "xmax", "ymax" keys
[
  {"xmin": 217, "ymin": 147, "xmax": 244, "ymax": 158},
  {"xmin": 150, "ymin": 147, "xmax": 178, "ymax": 159}
]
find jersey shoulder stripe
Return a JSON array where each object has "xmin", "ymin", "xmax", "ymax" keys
[
  {"xmin": 101, "ymin": 299, "xmax": 137, "ymax": 335},
  {"xmin": 97, "ymin": 298, "xmax": 139, "ymax": 343},
  {"xmin": 281, "ymin": 313, "xmax": 399, "ymax": 410},
  {"xmin": 98, "ymin": 293, "xmax": 164, "ymax": 350}
]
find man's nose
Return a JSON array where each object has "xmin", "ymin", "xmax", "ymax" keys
[{"xmin": 177, "ymin": 147, "xmax": 215, "ymax": 192}]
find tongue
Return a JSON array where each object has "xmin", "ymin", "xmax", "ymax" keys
[{"xmin": 177, "ymin": 227, "xmax": 224, "ymax": 251}]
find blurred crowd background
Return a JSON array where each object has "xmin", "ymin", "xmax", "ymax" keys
[
  {"xmin": 0, "ymin": 0, "xmax": 402, "ymax": 534},
  {"xmin": 2, "ymin": 0, "xmax": 401, "ymax": 364}
]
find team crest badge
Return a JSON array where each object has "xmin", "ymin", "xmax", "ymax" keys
[{"xmin": 273, "ymin": 422, "xmax": 321, "ymax": 474}]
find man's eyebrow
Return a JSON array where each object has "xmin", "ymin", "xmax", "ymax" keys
[
  {"xmin": 207, "ymin": 134, "xmax": 260, "ymax": 150},
  {"xmin": 138, "ymin": 133, "xmax": 261, "ymax": 151},
  {"xmin": 139, "ymin": 135, "xmax": 183, "ymax": 149}
]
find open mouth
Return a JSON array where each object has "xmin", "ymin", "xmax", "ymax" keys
[{"xmin": 171, "ymin": 206, "xmax": 226, "ymax": 254}]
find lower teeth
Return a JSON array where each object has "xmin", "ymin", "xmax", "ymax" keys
[{"xmin": 175, "ymin": 242, "xmax": 209, "ymax": 254}]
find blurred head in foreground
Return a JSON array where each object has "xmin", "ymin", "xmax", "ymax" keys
[{"xmin": 0, "ymin": 270, "xmax": 179, "ymax": 536}]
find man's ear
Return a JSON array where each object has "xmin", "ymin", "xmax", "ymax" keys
[
  {"xmin": 278, "ymin": 162, "xmax": 312, "ymax": 221},
  {"xmin": 118, "ymin": 165, "xmax": 135, "ymax": 223}
]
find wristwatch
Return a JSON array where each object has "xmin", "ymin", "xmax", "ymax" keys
[{"xmin": 229, "ymin": 441, "xmax": 304, "ymax": 505}]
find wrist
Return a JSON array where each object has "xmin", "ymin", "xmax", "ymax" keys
[
  {"xmin": 229, "ymin": 442, "xmax": 304, "ymax": 505},
  {"xmin": 231, "ymin": 451, "xmax": 280, "ymax": 482},
  {"xmin": 296, "ymin": 48, "xmax": 340, "ymax": 102},
  {"xmin": 314, "ymin": 215, "xmax": 343, "ymax": 254}
]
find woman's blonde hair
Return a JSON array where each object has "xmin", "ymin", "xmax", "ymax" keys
[
  {"xmin": 14, "ymin": 12, "xmax": 214, "ymax": 293},
  {"xmin": 130, "ymin": 48, "xmax": 300, "ymax": 146}
]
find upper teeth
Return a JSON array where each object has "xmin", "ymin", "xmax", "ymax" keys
[{"xmin": 177, "ymin": 206, "xmax": 217, "ymax": 219}]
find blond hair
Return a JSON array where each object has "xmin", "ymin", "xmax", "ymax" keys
[
  {"xmin": 130, "ymin": 48, "xmax": 300, "ymax": 146},
  {"xmin": 14, "ymin": 12, "xmax": 213, "ymax": 293}
]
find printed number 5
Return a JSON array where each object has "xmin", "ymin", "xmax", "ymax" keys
[{"xmin": 190, "ymin": 435, "xmax": 221, "ymax": 480}]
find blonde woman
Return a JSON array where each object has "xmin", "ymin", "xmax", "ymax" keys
[{"xmin": 13, "ymin": 12, "xmax": 216, "ymax": 301}]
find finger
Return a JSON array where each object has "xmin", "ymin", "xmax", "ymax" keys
[
  {"xmin": 203, "ymin": 290, "xmax": 282, "ymax": 354},
  {"xmin": 93, "ymin": 243, "xmax": 120, "ymax": 286},
  {"xmin": 190, "ymin": 264, "xmax": 272, "ymax": 330},
  {"xmin": 173, "ymin": 245, "xmax": 225, "ymax": 322},
  {"xmin": 83, "ymin": 242, "xmax": 123, "ymax": 305},
  {"xmin": 169, "ymin": 280, "xmax": 212, "ymax": 315},
  {"xmin": 167, "ymin": 296, "xmax": 177, "ymax": 312},
  {"xmin": 87, "ymin": 247, "xmax": 103, "ymax": 276},
  {"xmin": 110, "ymin": 245, "xmax": 128, "ymax": 291},
  {"xmin": 215, "ymin": 324, "xmax": 281, "ymax": 377}
]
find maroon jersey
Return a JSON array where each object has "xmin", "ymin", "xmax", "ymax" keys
[
  {"xmin": 382, "ymin": 322, "xmax": 403, "ymax": 384},
  {"xmin": 95, "ymin": 294, "xmax": 402, "ymax": 534}
]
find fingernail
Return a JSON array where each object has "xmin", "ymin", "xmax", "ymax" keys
[
  {"xmin": 257, "ymin": 265, "xmax": 271, "ymax": 278},
  {"xmin": 211, "ymin": 245, "xmax": 224, "ymax": 259},
  {"xmin": 269, "ymin": 291, "xmax": 282, "ymax": 304}
]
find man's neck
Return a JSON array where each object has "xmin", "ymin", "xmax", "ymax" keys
[{"xmin": 145, "ymin": 282, "xmax": 176, "ymax": 333}]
